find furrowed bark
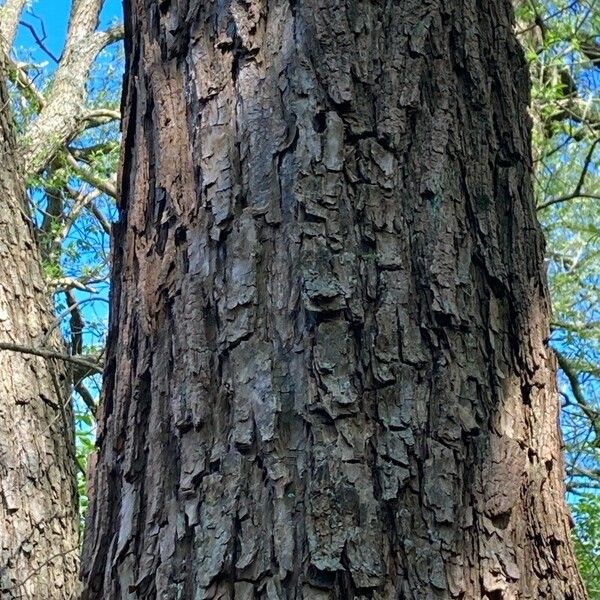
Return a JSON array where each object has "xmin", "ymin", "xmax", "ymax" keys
[
  {"xmin": 83, "ymin": 0, "xmax": 586, "ymax": 598},
  {"xmin": 0, "ymin": 53, "xmax": 79, "ymax": 600}
]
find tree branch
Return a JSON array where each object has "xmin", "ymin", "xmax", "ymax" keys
[
  {"xmin": 65, "ymin": 290, "xmax": 83, "ymax": 355},
  {"xmin": 40, "ymin": 296, "xmax": 107, "ymax": 347},
  {"xmin": 0, "ymin": 341, "xmax": 103, "ymax": 375},
  {"xmin": 537, "ymin": 138, "xmax": 600, "ymax": 210},
  {"xmin": 75, "ymin": 380, "xmax": 97, "ymax": 416},
  {"xmin": 68, "ymin": 140, "xmax": 120, "ymax": 162},
  {"xmin": 552, "ymin": 320, "xmax": 600, "ymax": 333},
  {"xmin": 80, "ymin": 109, "xmax": 121, "ymax": 126},
  {"xmin": 48, "ymin": 276, "xmax": 98, "ymax": 293},
  {"xmin": 58, "ymin": 185, "xmax": 103, "ymax": 242},
  {"xmin": 64, "ymin": 150, "xmax": 118, "ymax": 199},
  {"xmin": 578, "ymin": 37, "xmax": 600, "ymax": 68},
  {"xmin": 18, "ymin": 20, "xmax": 60, "ymax": 63},
  {"xmin": 4, "ymin": 57, "xmax": 46, "ymax": 109},
  {"xmin": 88, "ymin": 200, "xmax": 112, "ymax": 235},
  {"xmin": 19, "ymin": 0, "xmax": 124, "ymax": 175},
  {"xmin": 548, "ymin": 96, "xmax": 600, "ymax": 130},
  {"xmin": 555, "ymin": 349, "xmax": 600, "ymax": 446}
]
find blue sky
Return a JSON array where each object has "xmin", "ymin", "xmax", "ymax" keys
[{"xmin": 15, "ymin": 0, "xmax": 122, "ymax": 62}]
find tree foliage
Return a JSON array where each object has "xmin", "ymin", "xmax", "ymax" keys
[{"xmin": 573, "ymin": 493, "xmax": 600, "ymax": 597}]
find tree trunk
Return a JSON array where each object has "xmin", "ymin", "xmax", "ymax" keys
[
  {"xmin": 0, "ymin": 56, "xmax": 80, "ymax": 598},
  {"xmin": 82, "ymin": 0, "xmax": 586, "ymax": 598}
]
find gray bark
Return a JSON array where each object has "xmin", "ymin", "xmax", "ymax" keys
[
  {"xmin": 0, "ymin": 53, "xmax": 80, "ymax": 599},
  {"xmin": 0, "ymin": 0, "xmax": 28, "ymax": 53},
  {"xmin": 82, "ymin": 0, "xmax": 586, "ymax": 598}
]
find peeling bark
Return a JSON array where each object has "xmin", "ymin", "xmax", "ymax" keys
[
  {"xmin": 83, "ymin": 0, "xmax": 586, "ymax": 598},
  {"xmin": 0, "ymin": 54, "xmax": 79, "ymax": 600}
]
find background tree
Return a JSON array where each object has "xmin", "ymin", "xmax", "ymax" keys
[
  {"xmin": 0, "ymin": 0, "xmax": 122, "ymax": 515},
  {"xmin": 81, "ymin": 0, "xmax": 585, "ymax": 597},
  {"xmin": 0, "ymin": 48, "xmax": 80, "ymax": 600},
  {"xmin": 515, "ymin": 0, "xmax": 600, "ymax": 592},
  {"xmin": 0, "ymin": 0, "xmax": 121, "ymax": 596}
]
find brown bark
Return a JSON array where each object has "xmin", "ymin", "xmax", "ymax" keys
[
  {"xmin": 0, "ymin": 55, "xmax": 80, "ymax": 599},
  {"xmin": 82, "ymin": 0, "xmax": 586, "ymax": 598}
]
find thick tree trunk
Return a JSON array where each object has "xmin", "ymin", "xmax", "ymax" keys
[
  {"xmin": 0, "ymin": 57, "xmax": 80, "ymax": 598},
  {"xmin": 82, "ymin": 0, "xmax": 585, "ymax": 598}
]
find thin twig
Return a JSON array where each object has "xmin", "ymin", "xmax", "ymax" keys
[
  {"xmin": 555, "ymin": 349, "xmax": 600, "ymax": 447},
  {"xmin": 18, "ymin": 20, "xmax": 60, "ymax": 63},
  {"xmin": 537, "ymin": 138, "xmax": 600, "ymax": 210}
]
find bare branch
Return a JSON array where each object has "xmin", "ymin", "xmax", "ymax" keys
[
  {"xmin": 59, "ymin": 185, "xmax": 103, "ymax": 242},
  {"xmin": 18, "ymin": 20, "xmax": 60, "ymax": 63},
  {"xmin": 0, "ymin": 341, "xmax": 103, "ymax": 375},
  {"xmin": 88, "ymin": 200, "xmax": 112, "ymax": 235},
  {"xmin": 81, "ymin": 108, "xmax": 121, "ymax": 125},
  {"xmin": 48, "ymin": 276, "xmax": 97, "ymax": 293},
  {"xmin": 75, "ymin": 381, "xmax": 97, "ymax": 416},
  {"xmin": 64, "ymin": 150, "xmax": 118, "ymax": 199},
  {"xmin": 552, "ymin": 320, "xmax": 600, "ymax": 332},
  {"xmin": 537, "ymin": 192, "xmax": 600, "ymax": 211},
  {"xmin": 569, "ymin": 465, "xmax": 600, "ymax": 484},
  {"xmin": 60, "ymin": 182, "xmax": 113, "ymax": 235},
  {"xmin": 65, "ymin": 290, "xmax": 83, "ymax": 355},
  {"xmin": 537, "ymin": 138, "xmax": 600, "ymax": 210},
  {"xmin": 549, "ymin": 96, "xmax": 600, "ymax": 129},
  {"xmin": 40, "ymin": 296, "xmax": 107, "ymax": 347},
  {"xmin": 579, "ymin": 37, "xmax": 600, "ymax": 68},
  {"xmin": 556, "ymin": 349, "xmax": 600, "ymax": 446}
]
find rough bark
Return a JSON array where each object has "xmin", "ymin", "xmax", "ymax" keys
[
  {"xmin": 0, "ymin": 0, "xmax": 28, "ymax": 54},
  {"xmin": 0, "ymin": 55, "xmax": 80, "ymax": 599},
  {"xmin": 82, "ymin": 0, "xmax": 586, "ymax": 598}
]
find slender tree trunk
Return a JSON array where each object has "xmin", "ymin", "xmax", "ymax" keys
[
  {"xmin": 0, "ymin": 56, "xmax": 80, "ymax": 598},
  {"xmin": 82, "ymin": 0, "xmax": 585, "ymax": 598}
]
